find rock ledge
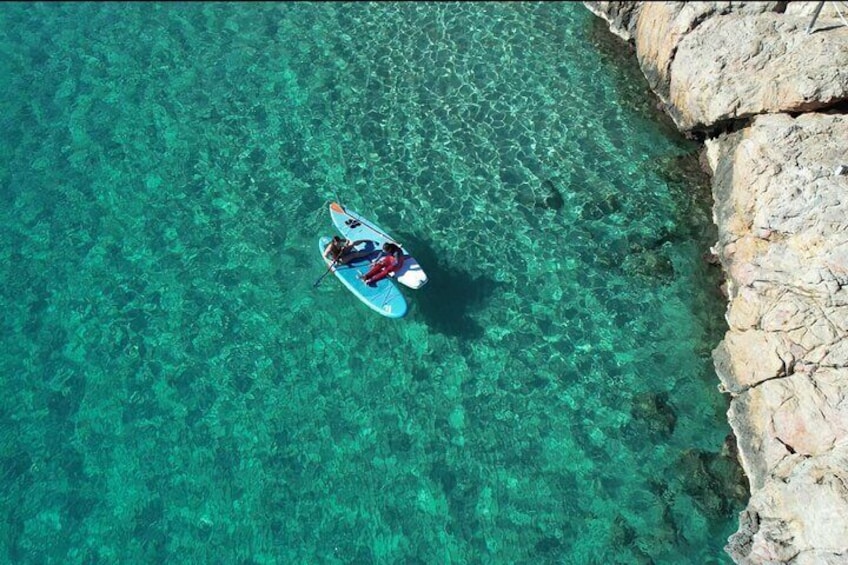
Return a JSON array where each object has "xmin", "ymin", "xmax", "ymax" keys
[{"xmin": 585, "ymin": 2, "xmax": 848, "ymax": 563}]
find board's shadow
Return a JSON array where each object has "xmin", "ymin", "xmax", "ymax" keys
[{"xmin": 400, "ymin": 235, "xmax": 497, "ymax": 339}]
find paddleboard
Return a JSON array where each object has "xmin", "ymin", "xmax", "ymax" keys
[
  {"xmin": 329, "ymin": 202, "xmax": 428, "ymax": 289},
  {"xmin": 317, "ymin": 237, "xmax": 408, "ymax": 319}
]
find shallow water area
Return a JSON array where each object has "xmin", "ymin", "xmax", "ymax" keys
[{"xmin": 0, "ymin": 3, "xmax": 744, "ymax": 563}]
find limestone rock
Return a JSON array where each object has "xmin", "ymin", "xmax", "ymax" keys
[
  {"xmin": 785, "ymin": 0, "xmax": 848, "ymax": 22},
  {"xmin": 727, "ymin": 370, "xmax": 848, "ymax": 490},
  {"xmin": 670, "ymin": 14, "xmax": 848, "ymax": 131},
  {"xmin": 584, "ymin": 4, "xmax": 848, "ymax": 563},
  {"xmin": 633, "ymin": 2, "xmax": 782, "ymax": 103},
  {"xmin": 708, "ymin": 113, "xmax": 848, "ymax": 298},
  {"xmin": 725, "ymin": 440, "xmax": 848, "ymax": 564},
  {"xmin": 582, "ymin": 2, "xmax": 643, "ymax": 41},
  {"xmin": 713, "ymin": 329, "xmax": 791, "ymax": 393},
  {"xmin": 708, "ymin": 112, "xmax": 848, "ymax": 564},
  {"xmin": 588, "ymin": 1, "xmax": 848, "ymax": 131},
  {"xmin": 725, "ymin": 285, "xmax": 763, "ymax": 330}
]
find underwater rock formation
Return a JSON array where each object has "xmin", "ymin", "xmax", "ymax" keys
[{"xmin": 629, "ymin": 391, "xmax": 677, "ymax": 439}]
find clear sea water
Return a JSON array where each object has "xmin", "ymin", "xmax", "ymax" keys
[{"xmin": 0, "ymin": 2, "xmax": 747, "ymax": 563}]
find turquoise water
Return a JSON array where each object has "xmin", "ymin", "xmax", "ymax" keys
[{"xmin": 0, "ymin": 2, "xmax": 746, "ymax": 563}]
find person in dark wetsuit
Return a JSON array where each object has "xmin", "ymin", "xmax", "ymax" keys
[
  {"xmin": 361, "ymin": 242, "xmax": 404, "ymax": 285},
  {"xmin": 323, "ymin": 235, "xmax": 372, "ymax": 265}
]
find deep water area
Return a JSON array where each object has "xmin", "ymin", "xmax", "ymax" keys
[{"xmin": 0, "ymin": 3, "xmax": 745, "ymax": 563}]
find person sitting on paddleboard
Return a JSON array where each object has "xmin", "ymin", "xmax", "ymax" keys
[
  {"xmin": 323, "ymin": 235, "xmax": 372, "ymax": 265},
  {"xmin": 361, "ymin": 242, "xmax": 404, "ymax": 286}
]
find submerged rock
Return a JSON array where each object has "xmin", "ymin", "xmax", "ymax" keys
[
  {"xmin": 628, "ymin": 391, "xmax": 677, "ymax": 439},
  {"xmin": 577, "ymin": 191, "xmax": 622, "ymax": 221},
  {"xmin": 514, "ymin": 179, "xmax": 566, "ymax": 212},
  {"xmin": 677, "ymin": 448, "xmax": 749, "ymax": 521},
  {"xmin": 540, "ymin": 179, "xmax": 564, "ymax": 211},
  {"xmin": 621, "ymin": 247, "xmax": 675, "ymax": 283}
]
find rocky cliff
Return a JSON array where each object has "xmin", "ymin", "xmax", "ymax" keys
[{"xmin": 584, "ymin": 2, "xmax": 848, "ymax": 563}]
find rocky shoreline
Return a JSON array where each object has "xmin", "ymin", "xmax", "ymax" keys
[{"xmin": 583, "ymin": 2, "xmax": 848, "ymax": 563}]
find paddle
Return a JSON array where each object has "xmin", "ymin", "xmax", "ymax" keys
[{"xmin": 312, "ymin": 258, "xmax": 339, "ymax": 288}]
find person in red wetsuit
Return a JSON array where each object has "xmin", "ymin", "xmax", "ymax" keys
[{"xmin": 361, "ymin": 242, "xmax": 404, "ymax": 286}]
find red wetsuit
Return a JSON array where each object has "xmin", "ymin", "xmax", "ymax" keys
[{"xmin": 363, "ymin": 254, "xmax": 404, "ymax": 285}]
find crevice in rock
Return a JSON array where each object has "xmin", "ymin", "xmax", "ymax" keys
[
  {"xmin": 775, "ymin": 436, "xmax": 797, "ymax": 455},
  {"xmin": 728, "ymin": 370, "xmax": 794, "ymax": 396},
  {"xmin": 686, "ymin": 10, "xmax": 717, "ymax": 36},
  {"xmin": 834, "ymin": 474, "xmax": 848, "ymax": 495},
  {"xmin": 688, "ymin": 99, "xmax": 848, "ymax": 141},
  {"xmin": 773, "ymin": 2, "xmax": 789, "ymax": 14},
  {"xmin": 686, "ymin": 116, "xmax": 755, "ymax": 143},
  {"xmin": 816, "ymin": 98, "xmax": 848, "ymax": 115},
  {"xmin": 779, "ymin": 355, "xmax": 796, "ymax": 380},
  {"xmin": 787, "ymin": 98, "xmax": 848, "ymax": 117}
]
